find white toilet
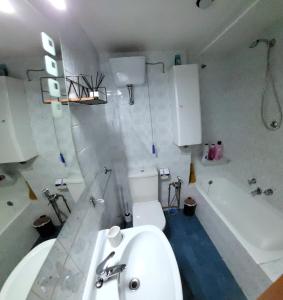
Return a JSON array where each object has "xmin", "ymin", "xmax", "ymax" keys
[{"xmin": 128, "ymin": 168, "xmax": 166, "ymax": 230}]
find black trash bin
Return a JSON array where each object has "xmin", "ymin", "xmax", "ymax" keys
[
  {"xmin": 33, "ymin": 215, "xmax": 56, "ymax": 238},
  {"xmin": 184, "ymin": 197, "xmax": 197, "ymax": 216}
]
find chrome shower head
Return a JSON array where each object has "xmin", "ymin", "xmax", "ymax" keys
[{"xmin": 249, "ymin": 39, "xmax": 276, "ymax": 48}]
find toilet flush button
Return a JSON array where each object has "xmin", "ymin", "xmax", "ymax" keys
[{"xmin": 159, "ymin": 168, "xmax": 170, "ymax": 180}]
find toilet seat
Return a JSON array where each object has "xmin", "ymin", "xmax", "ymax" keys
[{"xmin": 133, "ymin": 200, "xmax": 166, "ymax": 230}]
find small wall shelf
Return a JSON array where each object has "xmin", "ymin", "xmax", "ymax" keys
[
  {"xmin": 40, "ymin": 74, "xmax": 107, "ymax": 105},
  {"xmin": 200, "ymin": 157, "xmax": 230, "ymax": 167},
  {"xmin": 44, "ymin": 95, "xmax": 107, "ymax": 105}
]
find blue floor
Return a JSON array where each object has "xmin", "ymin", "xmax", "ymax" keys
[{"xmin": 165, "ymin": 210, "xmax": 247, "ymax": 300}]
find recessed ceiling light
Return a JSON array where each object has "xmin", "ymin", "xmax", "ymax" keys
[
  {"xmin": 47, "ymin": 0, "xmax": 66, "ymax": 11},
  {"xmin": 0, "ymin": 0, "xmax": 15, "ymax": 14}
]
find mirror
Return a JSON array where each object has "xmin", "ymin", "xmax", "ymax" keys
[{"xmin": 0, "ymin": 0, "xmax": 83, "ymax": 291}]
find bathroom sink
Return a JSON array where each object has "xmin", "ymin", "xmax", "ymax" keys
[
  {"xmin": 0, "ymin": 239, "xmax": 56, "ymax": 300},
  {"xmin": 83, "ymin": 225, "xmax": 182, "ymax": 300}
]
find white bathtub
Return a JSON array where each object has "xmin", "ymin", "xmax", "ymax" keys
[
  {"xmin": 197, "ymin": 176, "xmax": 283, "ymax": 264},
  {"xmin": 0, "ymin": 176, "xmax": 31, "ymax": 234},
  {"xmin": 0, "ymin": 176, "xmax": 39, "ymax": 288}
]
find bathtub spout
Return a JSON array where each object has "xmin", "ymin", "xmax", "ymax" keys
[{"xmin": 251, "ymin": 187, "xmax": 262, "ymax": 196}]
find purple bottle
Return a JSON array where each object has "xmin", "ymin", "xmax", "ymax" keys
[{"xmin": 208, "ymin": 144, "xmax": 216, "ymax": 160}]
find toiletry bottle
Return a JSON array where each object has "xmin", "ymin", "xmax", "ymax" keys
[
  {"xmin": 201, "ymin": 143, "xmax": 209, "ymax": 161},
  {"xmin": 208, "ymin": 144, "xmax": 216, "ymax": 160},
  {"xmin": 214, "ymin": 141, "xmax": 223, "ymax": 160}
]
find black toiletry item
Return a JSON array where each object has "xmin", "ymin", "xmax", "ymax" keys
[{"xmin": 0, "ymin": 64, "xmax": 8, "ymax": 76}]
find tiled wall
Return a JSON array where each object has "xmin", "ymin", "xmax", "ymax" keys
[
  {"xmin": 198, "ymin": 19, "xmax": 283, "ymax": 213},
  {"xmin": 59, "ymin": 13, "xmax": 126, "ymax": 225},
  {"xmin": 99, "ymin": 50, "xmax": 192, "ymax": 207}
]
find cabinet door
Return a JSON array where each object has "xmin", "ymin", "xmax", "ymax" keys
[
  {"xmin": 0, "ymin": 78, "xmax": 20, "ymax": 162},
  {"xmin": 0, "ymin": 77, "xmax": 37, "ymax": 163},
  {"xmin": 174, "ymin": 65, "xmax": 202, "ymax": 146}
]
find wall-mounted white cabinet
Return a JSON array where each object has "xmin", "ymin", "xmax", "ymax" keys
[
  {"xmin": 0, "ymin": 77, "xmax": 37, "ymax": 163},
  {"xmin": 169, "ymin": 64, "xmax": 202, "ymax": 146}
]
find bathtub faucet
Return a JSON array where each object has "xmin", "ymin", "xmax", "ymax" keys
[
  {"xmin": 263, "ymin": 188, "xmax": 274, "ymax": 196},
  {"xmin": 251, "ymin": 187, "xmax": 262, "ymax": 196},
  {"xmin": 248, "ymin": 178, "xmax": 257, "ymax": 185},
  {"xmin": 42, "ymin": 188, "xmax": 71, "ymax": 225}
]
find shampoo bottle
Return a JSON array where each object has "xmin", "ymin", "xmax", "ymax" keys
[
  {"xmin": 208, "ymin": 144, "xmax": 216, "ymax": 160},
  {"xmin": 214, "ymin": 141, "xmax": 223, "ymax": 160}
]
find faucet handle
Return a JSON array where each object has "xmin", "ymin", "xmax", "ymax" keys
[
  {"xmin": 104, "ymin": 167, "xmax": 112, "ymax": 174},
  {"xmin": 264, "ymin": 188, "xmax": 274, "ymax": 196},
  {"xmin": 248, "ymin": 178, "xmax": 257, "ymax": 185},
  {"xmin": 96, "ymin": 251, "xmax": 115, "ymax": 275},
  {"xmin": 105, "ymin": 264, "xmax": 126, "ymax": 277}
]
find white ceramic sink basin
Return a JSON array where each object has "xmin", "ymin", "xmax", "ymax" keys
[
  {"xmin": 0, "ymin": 239, "xmax": 56, "ymax": 300},
  {"xmin": 83, "ymin": 225, "xmax": 183, "ymax": 300}
]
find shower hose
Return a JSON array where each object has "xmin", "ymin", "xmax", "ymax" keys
[{"xmin": 261, "ymin": 45, "xmax": 282, "ymax": 131}]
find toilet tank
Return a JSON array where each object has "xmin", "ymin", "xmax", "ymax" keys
[{"xmin": 128, "ymin": 168, "xmax": 158, "ymax": 203}]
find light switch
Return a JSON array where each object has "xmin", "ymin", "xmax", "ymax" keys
[
  {"xmin": 41, "ymin": 32, "xmax": 56, "ymax": 56},
  {"xmin": 48, "ymin": 79, "xmax": 61, "ymax": 97},
  {"xmin": 45, "ymin": 55, "xmax": 58, "ymax": 77}
]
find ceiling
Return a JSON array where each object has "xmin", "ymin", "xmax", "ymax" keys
[
  {"xmin": 68, "ymin": 0, "xmax": 283, "ymax": 56},
  {"xmin": 0, "ymin": 0, "xmax": 59, "ymax": 58},
  {"xmin": 1, "ymin": 0, "xmax": 282, "ymax": 59}
]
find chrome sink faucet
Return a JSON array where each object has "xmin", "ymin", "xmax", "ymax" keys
[
  {"xmin": 95, "ymin": 251, "xmax": 126, "ymax": 288},
  {"xmin": 251, "ymin": 187, "xmax": 262, "ymax": 196}
]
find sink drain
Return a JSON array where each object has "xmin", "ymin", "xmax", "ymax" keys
[{"xmin": 129, "ymin": 278, "xmax": 140, "ymax": 290}]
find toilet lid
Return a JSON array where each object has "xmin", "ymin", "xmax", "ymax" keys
[{"xmin": 133, "ymin": 200, "xmax": 166, "ymax": 230}]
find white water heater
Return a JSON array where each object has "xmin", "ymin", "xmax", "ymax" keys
[
  {"xmin": 110, "ymin": 56, "xmax": 146, "ymax": 105},
  {"xmin": 0, "ymin": 77, "xmax": 37, "ymax": 163},
  {"xmin": 169, "ymin": 64, "xmax": 202, "ymax": 146},
  {"xmin": 110, "ymin": 56, "xmax": 146, "ymax": 87}
]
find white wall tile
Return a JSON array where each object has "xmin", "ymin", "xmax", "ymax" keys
[
  {"xmin": 99, "ymin": 50, "xmax": 192, "ymax": 207},
  {"xmin": 198, "ymin": 19, "xmax": 283, "ymax": 213}
]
